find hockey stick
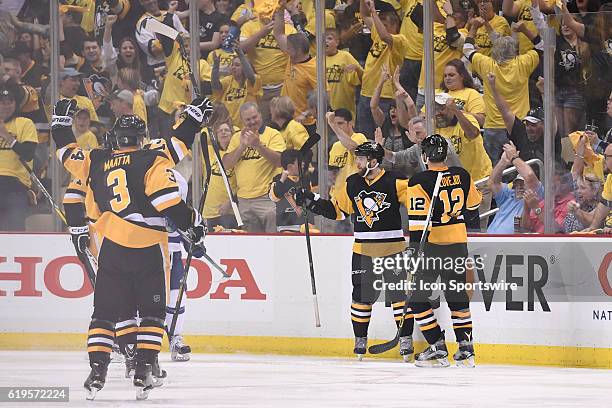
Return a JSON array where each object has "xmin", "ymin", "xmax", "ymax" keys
[
  {"xmin": 145, "ymin": 17, "xmax": 242, "ymax": 226},
  {"xmin": 20, "ymin": 159, "xmax": 97, "ymax": 288},
  {"xmin": 167, "ymin": 137, "xmax": 213, "ymax": 340},
  {"xmin": 298, "ymin": 134, "xmax": 322, "ymax": 327},
  {"xmin": 204, "ymin": 127, "xmax": 243, "ymax": 226},
  {"xmin": 175, "ymin": 229, "xmax": 229, "ymax": 278},
  {"xmin": 368, "ymin": 171, "xmax": 444, "ymax": 354}
]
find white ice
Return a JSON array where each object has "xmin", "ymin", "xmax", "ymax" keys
[{"xmin": 0, "ymin": 351, "xmax": 610, "ymax": 408}]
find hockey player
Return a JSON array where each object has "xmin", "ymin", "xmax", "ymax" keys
[
  {"xmin": 295, "ymin": 142, "xmax": 415, "ymax": 361},
  {"xmin": 64, "ymin": 99, "xmax": 213, "ymax": 370},
  {"xmin": 269, "ymin": 149, "xmax": 314, "ymax": 232},
  {"xmin": 406, "ymin": 134, "xmax": 481, "ymax": 367},
  {"xmin": 51, "ymin": 99, "xmax": 208, "ymax": 400}
]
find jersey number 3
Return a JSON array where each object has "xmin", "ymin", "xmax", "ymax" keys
[{"xmin": 107, "ymin": 169, "xmax": 131, "ymax": 212}]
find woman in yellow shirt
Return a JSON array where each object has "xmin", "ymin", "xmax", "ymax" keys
[
  {"xmin": 211, "ymin": 47, "xmax": 262, "ymax": 128},
  {"xmin": 438, "ymin": 59, "xmax": 486, "ymax": 127}
]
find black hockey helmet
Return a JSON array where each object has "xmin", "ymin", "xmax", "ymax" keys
[
  {"xmin": 110, "ymin": 115, "xmax": 146, "ymax": 148},
  {"xmin": 355, "ymin": 141, "xmax": 385, "ymax": 164},
  {"xmin": 421, "ymin": 134, "xmax": 448, "ymax": 162}
]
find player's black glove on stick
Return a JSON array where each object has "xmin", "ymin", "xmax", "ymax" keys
[
  {"xmin": 295, "ymin": 188, "xmax": 316, "ymax": 209},
  {"xmin": 188, "ymin": 209, "xmax": 206, "ymax": 244},
  {"xmin": 69, "ymin": 225, "xmax": 90, "ymax": 263}
]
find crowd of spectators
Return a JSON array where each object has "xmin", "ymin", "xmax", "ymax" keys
[{"xmin": 0, "ymin": 0, "xmax": 610, "ymax": 235}]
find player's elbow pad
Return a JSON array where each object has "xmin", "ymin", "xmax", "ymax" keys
[
  {"xmin": 171, "ymin": 119, "xmax": 198, "ymax": 148},
  {"xmin": 311, "ymin": 199, "xmax": 338, "ymax": 220},
  {"xmin": 64, "ymin": 203, "xmax": 86, "ymax": 227},
  {"xmin": 52, "ymin": 126, "xmax": 76, "ymax": 149},
  {"xmin": 161, "ymin": 201, "xmax": 193, "ymax": 231}
]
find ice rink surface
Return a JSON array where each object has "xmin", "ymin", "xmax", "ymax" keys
[{"xmin": 0, "ymin": 351, "xmax": 610, "ymax": 408}]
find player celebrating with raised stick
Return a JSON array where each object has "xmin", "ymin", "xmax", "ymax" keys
[
  {"xmin": 51, "ymin": 99, "xmax": 206, "ymax": 401},
  {"xmin": 406, "ymin": 135, "xmax": 481, "ymax": 367},
  {"xmin": 295, "ymin": 139, "xmax": 415, "ymax": 361}
]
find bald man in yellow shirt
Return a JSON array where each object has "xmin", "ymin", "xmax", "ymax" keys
[{"xmin": 222, "ymin": 102, "xmax": 286, "ymax": 232}]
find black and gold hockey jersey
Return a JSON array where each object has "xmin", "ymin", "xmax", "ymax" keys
[
  {"xmin": 314, "ymin": 169, "xmax": 407, "ymax": 257},
  {"xmin": 407, "ymin": 164, "xmax": 481, "ymax": 245},
  {"xmin": 143, "ymin": 136, "xmax": 190, "ymax": 167},
  {"xmin": 58, "ymin": 145, "xmax": 183, "ymax": 249}
]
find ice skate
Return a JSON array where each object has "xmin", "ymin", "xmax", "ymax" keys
[
  {"xmin": 123, "ymin": 343, "xmax": 136, "ymax": 378},
  {"xmin": 170, "ymin": 335, "xmax": 191, "ymax": 362},
  {"xmin": 152, "ymin": 355, "xmax": 167, "ymax": 387},
  {"xmin": 399, "ymin": 336, "xmax": 414, "ymax": 363},
  {"xmin": 110, "ymin": 342, "xmax": 124, "ymax": 363},
  {"xmin": 415, "ymin": 335, "xmax": 450, "ymax": 368},
  {"xmin": 353, "ymin": 337, "xmax": 367, "ymax": 361},
  {"xmin": 83, "ymin": 361, "xmax": 108, "ymax": 400},
  {"xmin": 453, "ymin": 340, "xmax": 476, "ymax": 367},
  {"xmin": 134, "ymin": 361, "xmax": 154, "ymax": 400}
]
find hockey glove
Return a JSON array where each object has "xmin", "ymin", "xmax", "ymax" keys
[
  {"xmin": 187, "ymin": 210, "xmax": 206, "ymax": 244},
  {"xmin": 295, "ymin": 188, "xmax": 316, "ymax": 209},
  {"xmin": 69, "ymin": 225, "xmax": 90, "ymax": 262},
  {"xmin": 183, "ymin": 97, "xmax": 214, "ymax": 127},
  {"xmin": 52, "ymin": 99, "xmax": 78, "ymax": 130}
]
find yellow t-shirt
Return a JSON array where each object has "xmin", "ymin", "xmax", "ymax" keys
[
  {"xmin": 329, "ymin": 132, "xmax": 369, "ymax": 194},
  {"xmin": 202, "ymin": 143, "xmax": 237, "ymax": 219},
  {"xmin": 513, "ymin": 0, "xmax": 557, "ymax": 54},
  {"xmin": 240, "ymin": 20, "xmax": 296, "ymax": 86},
  {"xmin": 0, "ymin": 117, "xmax": 38, "ymax": 188},
  {"xmin": 361, "ymin": 24, "xmax": 409, "ymax": 98},
  {"xmin": 133, "ymin": 90, "xmax": 148, "ymax": 126},
  {"xmin": 159, "ymin": 43, "xmax": 212, "ymax": 114},
  {"xmin": 280, "ymin": 119, "xmax": 310, "ymax": 151},
  {"xmin": 213, "ymin": 75, "xmax": 263, "ymax": 128},
  {"xmin": 60, "ymin": 94, "xmax": 100, "ymax": 123},
  {"xmin": 436, "ymin": 114, "xmax": 491, "ymax": 181},
  {"xmin": 207, "ymin": 49, "xmax": 238, "ymax": 78},
  {"xmin": 326, "ymin": 50, "xmax": 362, "ymax": 120},
  {"xmin": 400, "ymin": 0, "xmax": 424, "ymax": 60},
  {"xmin": 603, "ymin": 174, "xmax": 612, "ymax": 202},
  {"xmin": 474, "ymin": 15, "xmax": 511, "ymax": 57},
  {"xmin": 426, "ymin": 87, "xmax": 486, "ymax": 117},
  {"xmin": 76, "ymin": 130, "xmax": 99, "ymax": 150},
  {"xmin": 472, "ymin": 50, "xmax": 539, "ymax": 129},
  {"xmin": 418, "ymin": 24, "xmax": 467, "ymax": 89},
  {"xmin": 281, "ymin": 57, "xmax": 318, "ymax": 125},
  {"xmin": 226, "ymin": 126, "xmax": 286, "ymax": 198}
]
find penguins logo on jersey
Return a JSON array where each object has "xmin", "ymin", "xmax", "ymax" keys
[{"xmin": 354, "ymin": 190, "xmax": 390, "ymax": 228}]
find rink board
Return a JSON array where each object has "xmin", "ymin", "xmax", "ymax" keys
[{"xmin": 0, "ymin": 233, "xmax": 611, "ymax": 368}]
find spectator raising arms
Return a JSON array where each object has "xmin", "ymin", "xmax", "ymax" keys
[
  {"xmin": 239, "ymin": 9, "xmax": 296, "ymax": 124},
  {"xmin": 273, "ymin": 1, "xmax": 318, "ymax": 130},
  {"xmin": 211, "ymin": 47, "xmax": 262, "ymax": 128},
  {"xmin": 487, "ymin": 141, "xmax": 542, "ymax": 234},
  {"xmin": 157, "ymin": 31, "xmax": 211, "ymax": 138},
  {"xmin": 356, "ymin": 0, "xmax": 408, "ymax": 137},
  {"xmin": 464, "ymin": 31, "xmax": 541, "ymax": 165},
  {"xmin": 468, "ymin": 0, "xmax": 510, "ymax": 57}
]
